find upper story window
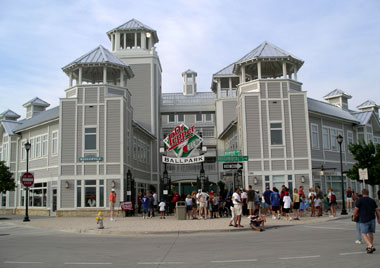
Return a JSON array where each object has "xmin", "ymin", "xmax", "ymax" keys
[
  {"xmin": 84, "ymin": 128, "xmax": 97, "ymax": 150},
  {"xmin": 42, "ymin": 135, "xmax": 48, "ymax": 156},
  {"xmin": 205, "ymin": 113, "xmax": 212, "ymax": 122},
  {"xmin": 347, "ymin": 131, "xmax": 354, "ymax": 145},
  {"xmin": 322, "ymin": 127, "xmax": 330, "ymax": 150},
  {"xmin": 177, "ymin": 113, "xmax": 184, "ymax": 122},
  {"xmin": 52, "ymin": 131, "xmax": 58, "ymax": 155},
  {"xmin": 330, "ymin": 129, "xmax": 338, "ymax": 151},
  {"xmin": 311, "ymin": 124, "xmax": 319, "ymax": 149},
  {"xmin": 21, "ymin": 140, "xmax": 26, "ymax": 161},
  {"xmin": 270, "ymin": 122, "xmax": 283, "ymax": 145},
  {"xmin": 168, "ymin": 113, "xmax": 175, "ymax": 123},
  {"xmin": 196, "ymin": 113, "xmax": 202, "ymax": 122}
]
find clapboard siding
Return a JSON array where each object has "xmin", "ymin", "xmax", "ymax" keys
[
  {"xmin": 248, "ymin": 161, "xmax": 262, "ymax": 171},
  {"xmin": 61, "ymin": 165, "xmax": 75, "ymax": 175},
  {"xmin": 77, "ymin": 107, "xmax": 82, "ymax": 160},
  {"xmin": 61, "ymin": 180, "xmax": 74, "ymax": 208},
  {"xmin": 267, "ymin": 82, "xmax": 281, "ymax": 98},
  {"xmin": 106, "ymin": 100, "xmax": 121, "ymax": 162},
  {"xmin": 260, "ymin": 83, "xmax": 266, "ymax": 98},
  {"xmin": 284, "ymin": 100, "xmax": 292, "ymax": 158},
  {"xmin": 287, "ymin": 160, "xmax": 292, "ymax": 170},
  {"xmin": 223, "ymin": 100, "xmax": 237, "ymax": 130},
  {"xmin": 85, "ymin": 88, "xmax": 97, "ymax": 103},
  {"xmin": 282, "ymin": 82, "xmax": 288, "ymax": 98},
  {"xmin": 84, "ymin": 165, "xmax": 97, "ymax": 175},
  {"xmin": 245, "ymin": 96, "xmax": 261, "ymax": 159},
  {"xmin": 99, "ymin": 105, "xmax": 105, "ymax": 159},
  {"xmin": 264, "ymin": 160, "xmax": 270, "ymax": 171},
  {"xmin": 85, "ymin": 105, "xmax": 97, "ymax": 125},
  {"xmin": 77, "ymin": 88, "xmax": 83, "ymax": 104},
  {"xmin": 290, "ymin": 95, "xmax": 308, "ymax": 158},
  {"xmin": 61, "ymin": 101, "xmax": 76, "ymax": 163},
  {"xmin": 271, "ymin": 148, "xmax": 284, "ymax": 158},
  {"xmin": 269, "ymin": 101, "xmax": 282, "ymax": 121},
  {"xmin": 106, "ymin": 164, "xmax": 120, "ymax": 175},
  {"xmin": 272, "ymin": 160, "xmax": 285, "ymax": 170},
  {"xmin": 261, "ymin": 101, "xmax": 269, "ymax": 158},
  {"xmin": 294, "ymin": 159, "xmax": 309, "ymax": 170},
  {"xmin": 77, "ymin": 165, "xmax": 82, "ymax": 176}
]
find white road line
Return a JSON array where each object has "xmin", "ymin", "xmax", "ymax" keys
[
  {"xmin": 64, "ymin": 263, "xmax": 112, "ymax": 265},
  {"xmin": 279, "ymin": 255, "xmax": 320, "ymax": 260},
  {"xmin": 4, "ymin": 261, "xmax": 43, "ymax": 264},
  {"xmin": 211, "ymin": 259, "xmax": 258, "ymax": 263},
  {"xmin": 138, "ymin": 262, "xmax": 184, "ymax": 265},
  {"xmin": 303, "ymin": 226, "xmax": 353, "ymax": 230},
  {"xmin": 339, "ymin": 252, "xmax": 365, "ymax": 256}
]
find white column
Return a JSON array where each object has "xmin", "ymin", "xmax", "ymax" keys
[
  {"xmin": 69, "ymin": 72, "xmax": 73, "ymax": 87},
  {"xmin": 217, "ymin": 79, "xmax": 221, "ymax": 99},
  {"xmin": 229, "ymin": 77, "xmax": 232, "ymax": 96},
  {"xmin": 78, "ymin": 67, "xmax": 82, "ymax": 85},
  {"xmin": 149, "ymin": 37, "xmax": 153, "ymax": 49},
  {"xmin": 282, "ymin": 62, "xmax": 287, "ymax": 78},
  {"xmin": 103, "ymin": 66, "xmax": 107, "ymax": 84},
  {"xmin": 111, "ymin": 34, "xmax": 114, "ymax": 51},
  {"xmin": 241, "ymin": 65, "xmax": 246, "ymax": 83},
  {"xmin": 293, "ymin": 64, "xmax": 298, "ymax": 81},
  {"xmin": 115, "ymin": 33, "xmax": 120, "ymax": 50},
  {"xmin": 257, "ymin": 61, "xmax": 262, "ymax": 79},
  {"xmin": 124, "ymin": 33, "xmax": 126, "ymax": 50},
  {"xmin": 134, "ymin": 33, "xmax": 137, "ymax": 48},
  {"xmin": 120, "ymin": 70, "xmax": 125, "ymax": 87},
  {"xmin": 142, "ymin": 32, "xmax": 146, "ymax": 49}
]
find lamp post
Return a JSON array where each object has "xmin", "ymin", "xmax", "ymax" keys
[
  {"xmin": 337, "ymin": 134, "xmax": 348, "ymax": 215},
  {"xmin": 23, "ymin": 141, "xmax": 31, "ymax": 222}
]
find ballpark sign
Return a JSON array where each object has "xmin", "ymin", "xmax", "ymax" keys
[{"xmin": 163, "ymin": 123, "xmax": 204, "ymax": 164}]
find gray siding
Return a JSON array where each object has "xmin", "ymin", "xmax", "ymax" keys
[
  {"xmin": 260, "ymin": 83, "xmax": 266, "ymax": 98},
  {"xmin": 290, "ymin": 95, "xmax": 308, "ymax": 158},
  {"xmin": 106, "ymin": 164, "xmax": 120, "ymax": 175},
  {"xmin": 269, "ymin": 101, "xmax": 282, "ymax": 121},
  {"xmin": 106, "ymin": 100, "xmax": 121, "ymax": 162},
  {"xmin": 245, "ymin": 96, "xmax": 261, "ymax": 159},
  {"xmin": 61, "ymin": 100, "xmax": 76, "ymax": 163},
  {"xmin": 61, "ymin": 165, "xmax": 75, "ymax": 175},
  {"xmin": 284, "ymin": 100, "xmax": 292, "ymax": 158},
  {"xmin": 99, "ymin": 105, "xmax": 105, "ymax": 159},
  {"xmin": 248, "ymin": 161, "xmax": 262, "ymax": 171},
  {"xmin": 271, "ymin": 148, "xmax": 284, "ymax": 158},
  {"xmin": 85, "ymin": 106, "xmax": 97, "ymax": 125},
  {"xmin": 282, "ymin": 82, "xmax": 288, "ymax": 98},
  {"xmin": 223, "ymin": 100, "xmax": 237, "ymax": 130},
  {"xmin": 77, "ymin": 107, "xmax": 82, "ymax": 161},
  {"xmin": 267, "ymin": 82, "xmax": 281, "ymax": 98},
  {"xmin": 294, "ymin": 159, "xmax": 309, "ymax": 170},
  {"xmin": 84, "ymin": 165, "xmax": 97, "ymax": 175},
  {"xmin": 85, "ymin": 88, "xmax": 98, "ymax": 103},
  {"xmin": 272, "ymin": 160, "xmax": 285, "ymax": 170},
  {"xmin": 77, "ymin": 88, "xmax": 83, "ymax": 104},
  {"xmin": 261, "ymin": 101, "xmax": 269, "ymax": 158},
  {"xmin": 61, "ymin": 180, "xmax": 74, "ymax": 208}
]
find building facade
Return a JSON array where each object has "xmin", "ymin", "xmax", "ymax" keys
[{"xmin": 1, "ymin": 19, "xmax": 379, "ymax": 215}]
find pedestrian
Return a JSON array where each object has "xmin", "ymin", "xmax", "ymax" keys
[
  {"xmin": 323, "ymin": 194, "xmax": 329, "ymax": 214},
  {"xmin": 377, "ymin": 188, "xmax": 380, "ymax": 206},
  {"xmin": 298, "ymin": 185, "xmax": 306, "ymax": 200},
  {"xmin": 299, "ymin": 195, "xmax": 306, "ymax": 217},
  {"xmin": 198, "ymin": 189, "xmax": 209, "ymax": 219},
  {"xmin": 185, "ymin": 194, "xmax": 193, "ymax": 220},
  {"xmin": 263, "ymin": 186, "xmax": 272, "ymax": 216},
  {"xmin": 141, "ymin": 192, "xmax": 149, "ymax": 219},
  {"xmin": 148, "ymin": 191, "xmax": 154, "ymax": 218},
  {"xmin": 159, "ymin": 198, "xmax": 166, "ymax": 219},
  {"xmin": 283, "ymin": 191, "xmax": 292, "ymax": 220},
  {"xmin": 292, "ymin": 188, "xmax": 300, "ymax": 220},
  {"xmin": 212, "ymin": 194, "xmax": 219, "ymax": 218},
  {"xmin": 352, "ymin": 189, "xmax": 380, "ymax": 254},
  {"xmin": 247, "ymin": 185, "xmax": 256, "ymax": 216},
  {"xmin": 137, "ymin": 192, "xmax": 142, "ymax": 215},
  {"xmin": 109, "ymin": 188, "xmax": 116, "ymax": 221},
  {"xmin": 270, "ymin": 187, "xmax": 281, "ymax": 219},
  {"xmin": 228, "ymin": 196, "xmax": 235, "ymax": 227},
  {"xmin": 308, "ymin": 187, "xmax": 316, "ymax": 217},
  {"xmin": 353, "ymin": 194, "xmax": 362, "ymax": 244},
  {"xmin": 346, "ymin": 187, "xmax": 354, "ymax": 212},
  {"xmin": 232, "ymin": 188, "xmax": 243, "ymax": 227},
  {"xmin": 241, "ymin": 189, "xmax": 248, "ymax": 216},
  {"xmin": 153, "ymin": 191, "xmax": 158, "ymax": 216},
  {"xmin": 280, "ymin": 185, "xmax": 286, "ymax": 216},
  {"xmin": 225, "ymin": 194, "xmax": 233, "ymax": 217},
  {"xmin": 208, "ymin": 190, "xmax": 214, "ymax": 219},
  {"xmin": 316, "ymin": 185, "xmax": 324, "ymax": 216},
  {"xmin": 314, "ymin": 195, "xmax": 322, "ymax": 217},
  {"xmin": 249, "ymin": 209, "xmax": 266, "ymax": 232},
  {"xmin": 328, "ymin": 188, "xmax": 337, "ymax": 217},
  {"xmin": 191, "ymin": 191, "xmax": 197, "ymax": 219},
  {"xmin": 172, "ymin": 191, "xmax": 179, "ymax": 214}
]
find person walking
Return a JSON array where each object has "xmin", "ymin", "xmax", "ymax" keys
[
  {"xmin": 232, "ymin": 188, "xmax": 243, "ymax": 227},
  {"xmin": 352, "ymin": 189, "xmax": 380, "ymax": 253},
  {"xmin": 153, "ymin": 191, "xmax": 158, "ymax": 216},
  {"xmin": 292, "ymin": 188, "xmax": 300, "ymax": 220},
  {"xmin": 328, "ymin": 188, "xmax": 337, "ymax": 217},
  {"xmin": 263, "ymin": 187, "xmax": 272, "ymax": 216},
  {"xmin": 241, "ymin": 189, "xmax": 248, "ymax": 216},
  {"xmin": 308, "ymin": 187, "xmax": 316, "ymax": 217},
  {"xmin": 270, "ymin": 187, "xmax": 281, "ymax": 219},
  {"xmin": 247, "ymin": 185, "xmax": 256, "ymax": 216},
  {"xmin": 185, "ymin": 194, "xmax": 193, "ymax": 220},
  {"xmin": 316, "ymin": 185, "xmax": 324, "ymax": 216},
  {"xmin": 283, "ymin": 191, "xmax": 292, "ymax": 220},
  {"xmin": 159, "ymin": 198, "xmax": 166, "ymax": 219},
  {"xmin": 353, "ymin": 193, "xmax": 362, "ymax": 245},
  {"xmin": 109, "ymin": 188, "xmax": 116, "ymax": 221}
]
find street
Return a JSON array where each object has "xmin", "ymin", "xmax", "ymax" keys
[{"xmin": 0, "ymin": 217, "xmax": 378, "ymax": 268}]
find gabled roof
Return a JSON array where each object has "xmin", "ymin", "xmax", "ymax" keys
[
  {"xmin": 350, "ymin": 111, "xmax": 373, "ymax": 125},
  {"xmin": 106, "ymin": 18, "xmax": 159, "ymax": 43},
  {"xmin": 0, "ymin": 120, "xmax": 22, "ymax": 135},
  {"xmin": 307, "ymin": 98, "xmax": 359, "ymax": 122},
  {"xmin": 0, "ymin": 109, "xmax": 21, "ymax": 119},
  {"xmin": 323, "ymin": 89, "xmax": 352, "ymax": 100},
  {"xmin": 236, "ymin": 41, "xmax": 304, "ymax": 64},
  {"xmin": 62, "ymin": 45, "xmax": 134, "ymax": 78},
  {"xmin": 22, "ymin": 97, "xmax": 50, "ymax": 108},
  {"xmin": 182, "ymin": 69, "xmax": 197, "ymax": 76},
  {"xmin": 357, "ymin": 100, "xmax": 379, "ymax": 109},
  {"xmin": 13, "ymin": 106, "xmax": 59, "ymax": 132}
]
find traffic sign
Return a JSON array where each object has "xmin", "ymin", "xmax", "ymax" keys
[
  {"xmin": 359, "ymin": 168, "xmax": 368, "ymax": 180},
  {"xmin": 217, "ymin": 156, "xmax": 248, "ymax": 162},
  {"xmin": 223, "ymin": 163, "xmax": 243, "ymax": 170},
  {"xmin": 21, "ymin": 172, "xmax": 34, "ymax": 187},
  {"xmin": 224, "ymin": 150, "xmax": 240, "ymax": 156}
]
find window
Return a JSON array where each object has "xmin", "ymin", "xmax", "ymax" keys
[
  {"xmin": 3, "ymin": 144, "xmax": 8, "ymax": 161},
  {"xmin": 76, "ymin": 180, "xmax": 82, "ymax": 207},
  {"xmin": 42, "ymin": 135, "xmax": 48, "ymax": 156},
  {"xmin": 28, "ymin": 183, "xmax": 47, "ymax": 207},
  {"xmin": 76, "ymin": 180, "xmax": 105, "ymax": 208},
  {"xmin": 322, "ymin": 127, "xmax": 330, "ymax": 150},
  {"xmin": 265, "ymin": 176, "xmax": 270, "ymax": 188},
  {"xmin": 35, "ymin": 137, "xmax": 41, "ymax": 158},
  {"xmin": 311, "ymin": 124, "xmax": 319, "ymax": 149},
  {"xmin": 330, "ymin": 129, "xmax": 338, "ymax": 151},
  {"xmin": 196, "ymin": 113, "xmax": 202, "ymax": 122},
  {"xmin": 202, "ymin": 128, "xmax": 214, "ymax": 137},
  {"xmin": 84, "ymin": 128, "xmax": 97, "ymax": 150},
  {"xmin": 52, "ymin": 131, "xmax": 58, "ymax": 155},
  {"xmin": 177, "ymin": 113, "xmax": 184, "ymax": 122},
  {"xmin": 205, "ymin": 113, "xmax": 212, "ymax": 122},
  {"xmin": 30, "ymin": 139, "xmax": 35, "ymax": 159},
  {"xmin": 367, "ymin": 134, "xmax": 373, "ymax": 143},
  {"xmin": 168, "ymin": 113, "xmax": 175, "ymax": 123},
  {"xmin": 347, "ymin": 131, "xmax": 354, "ymax": 145},
  {"xmin": 85, "ymin": 180, "xmax": 96, "ymax": 207},
  {"xmin": 270, "ymin": 123, "xmax": 283, "ymax": 145},
  {"xmin": 21, "ymin": 141, "xmax": 26, "ymax": 160}
]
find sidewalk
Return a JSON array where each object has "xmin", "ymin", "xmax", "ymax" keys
[{"xmin": 1, "ymin": 213, "xmax": 351, "ymax": 236}]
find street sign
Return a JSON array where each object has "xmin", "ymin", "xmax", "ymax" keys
[
  {"xmin": 21, "ymin": 172, "xmax": 34, "ymax": 187},
  {"xmin": 359, "ymin": 168, "xmax": 368, "ymax": 180},
  {"xmin": 223, "ymin": 163, "xmax": 243, "ymax": 170},
  {"xmin": 224, "ymin": 150, "xmax": 240, "ymax": 156},
  {"xmin": 217, "ymin": 156, "xmax": 248, "ymax": 162}
]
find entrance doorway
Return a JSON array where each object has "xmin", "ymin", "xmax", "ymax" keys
[{"xmin": 51, "ymin": 188, "xmax": 57, "ymax": 216}]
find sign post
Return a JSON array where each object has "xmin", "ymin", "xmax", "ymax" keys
[
  {"xmin": 21, "ymin": 172, "xmax": 34, "ymax": 222},
  {"xmin": 358, "ymin": 168, "xmax": 368, "ymax": 189}
]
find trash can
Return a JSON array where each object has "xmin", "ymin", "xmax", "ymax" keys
[{"xmin": 176, "ymin": 201, "xmax": 187, "ymax": 220}]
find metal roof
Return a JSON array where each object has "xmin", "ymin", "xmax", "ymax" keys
[
  {"xmin": 323, "ymin": 89, "xmax": 352, "ymax": 100},
  {"xmin": 0, "ymin": 120, "xmax": 22, "ymax": 135},
  {"xmin": 307, "ymin": 98, "xmax": 359, "ymax": 122},
  {"xmin": 213, "ymin": 63, "xmax": 235, "ymax": 76},
  {"xmin": 22, "ymin": 97, "xmax": 50, "ymax": 108},
  {"xmin": 350, "ymin": 111, "xmax": 373, "ymax": 125},
  {"xmin": 106, "ymin": 19, "xmax": 159, "ymax": 43},
  {"xmin": 13, "ymin": 106, "xmax": 59, "ymax": 132},
  {"xmin": 182, "ymin": 69, "xmax": 197, "ymax": 76},
  {"xmin": 357, "ymin": 100, "xmax": 379, "ymax": 109},
  {"xmin": 0, "ymin": 109, "xmax": 21, "ymax": 119},
  {"xmin": 62, "ymin": 45, "xmax": 134, "ymax": 78},
  {"xmin": 236, "ymin": 41, "xmax": 304, "ymax": 64}
]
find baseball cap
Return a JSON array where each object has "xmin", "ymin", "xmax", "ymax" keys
[{"xmin": 112, "ymin": 188, "xmax": 115, "ymax": 192}]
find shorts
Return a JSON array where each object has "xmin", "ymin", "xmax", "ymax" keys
[
  {"xmin": 316, "ymin": 206, "xmax": 321, "ymax": 210},
  {"xmin": 142, "ymin": 207, "xmax": 148, "ymax": 213},
  {"xmin": 346, "ymin": 197, "xmax": 353, "ymax": 202},
  {"xmin": 109, "ymin": 202, "xmax": 115, "ymax": 211},
  {"xmin": 250, "ymin": 221, "xmax": 261, "ymax": 227},
  {"xmin": 234, "ymin": 204, "xmax": 242, "ymax": 216},
  {"xmin": 360, "ymin": 219, "xmax": 376, "ymax": 234},
  {"xmin": 187, "ymin": 205, "xmax": 193, "ymax": 211},
  {"xmin": 262, "ymin": 203, "xmax": 270, "ymax": 209},
  {"xmin": 293, "ymin": 202, "xmax": 300, "ymax": 210},
  {"xmin": 329, "ymin": 202, "xmax": 337, "ymax": 206},
  {"xmin": 283, "ymin": 208, "xmax": 290, "ymax": 213},
  {"xmin": 272, "ymin": 206, "xmax": 280, "ymax": 212},
  {"xmin": 200, "ymin": 202, "xmax": 206, "ymax": 208},
  {"xmin": 247, "ymin": 201, "xmax": 255, "ymax": 210}
]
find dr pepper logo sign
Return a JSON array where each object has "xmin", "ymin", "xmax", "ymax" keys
[{"xmin": 164, "ymin": 124, "xmax": 203, "ymax": 158}]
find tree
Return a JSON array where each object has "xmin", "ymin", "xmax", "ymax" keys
[
  {"xmin": 0, "ymin": 161, "xmax": 16, "ymax": 193},
  {"xmin": 346, "ymin": 141, "xmax": 380, "ymax": 187}
]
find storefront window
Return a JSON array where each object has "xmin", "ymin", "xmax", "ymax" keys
[
  {"xmin": 1, "ymin": 193, "xmax": 6, "ymax": 207},
  {"xmin": 272, "ymin": 175, "xmax": 285, "ymax": 190},
  {"xmin": 24, "ymin": 183, "xmax": 48, "ymax": 207},
  {"xmin": 76, "ymin": 180, "xmax": 82, "ymax": 207},
  {"xmin": 85, "ymin": 180, "xmax": 96, "ymax": 207},
  {"xmin": 76, "ymin": 180, "xmax": 105, "ymax": 208}
]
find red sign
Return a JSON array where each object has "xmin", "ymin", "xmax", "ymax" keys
[
  {"xmin": 21, "ymin": 172, "xmax": 34, "ymax": 187},
  {"xmin": 120, "ymin": 201, "xmax": 133, "ymax": 211}
]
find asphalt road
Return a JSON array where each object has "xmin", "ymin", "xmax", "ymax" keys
[{"xmin": 0, "ymin": 217, "xmax": 378, "ymax": 268}]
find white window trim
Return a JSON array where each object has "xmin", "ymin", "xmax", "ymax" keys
[
  {"xmin": 168, "ymin": 113, "xmax": 175, "ymax": 123},
  {"xmin": 21, "ymin": 140, "xmax": 26, "ymax": 161},
  {"xmin": 195, "ymin": 112, "xmax": 203, "ymax": 122},
  {"xmin": 52, "ymin": 131, "xmax": 59, "ymax": 156},
  {"xmin": 84, "ymin": 126, "xmax": 97, "ymax": 152},
  {"xmin": 177, "ymin": 113, "xmax": 184, "ymax": 122},
  {"xmin": 270, "ymin": 121, "xmax": 283, "ymax": 146},
  {"xmin": 322, "ymin": 127, "xmax": 330, "ymax": 150},
  {"xmin": 204, "ymin": 113, "xmax": 213, "ymax": 122},
  {"xmin": 311, "ymin": 123, "xmax": 319, "ymax": 149}
]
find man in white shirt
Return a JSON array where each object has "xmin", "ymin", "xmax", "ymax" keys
[
  {"xmin": 232, "ymin": 188, "xmax": 243, "ymax": 227},
  {"xmin": 198, "ymin": 190, "xmax": 209, "ymax": 219}
]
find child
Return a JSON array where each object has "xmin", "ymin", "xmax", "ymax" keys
[
  {"xmin": 283, "ymin": 192, "xmax": 292, "ymax": 220},
  {"xmin": 159, "ymin": 198, "xmax": 166, "ymax": 219},
  {"xmin": 249, "ymin": 209, "xmax": 266, "ymax": 231},
  {"xmin": 314, "ymin": 196, "xmax": 322, "ymax": 217}
]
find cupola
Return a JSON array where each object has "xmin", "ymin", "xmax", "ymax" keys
[
  {"xmin": 23, "ymin": 97, "xmax": 50, "ymax": 119},
  {"xmin": 323, "ymin": 89, "xmax": 352, "ymax": 110},
  {"xmin": 357, "ymin": 100, "xmax": 379, "ymax": 117},
  {"xmin": 0, "ymin": 109, "xmax": 21, "ymax": 121},
  {"xmin": 182, "ymin": 69, "xmax": 197, "ymax": 96}
]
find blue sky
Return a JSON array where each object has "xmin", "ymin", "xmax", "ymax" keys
[{"xmin": 1, "ymin": 0, "xmax": 380, "ymax": 117}]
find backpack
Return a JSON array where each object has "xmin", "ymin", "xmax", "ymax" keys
[{"xmin": 330, "ymin": 193, "xmax": 336, "ymax": 203}]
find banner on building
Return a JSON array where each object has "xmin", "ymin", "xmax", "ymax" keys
[{"xmin": 162, "ymin": 155, "xmax": 204, "ymax": 164}]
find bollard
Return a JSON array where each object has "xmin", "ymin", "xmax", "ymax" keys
[{"xmin": 96, "ymin": 211, "xmax": 104, "ymax": 229}]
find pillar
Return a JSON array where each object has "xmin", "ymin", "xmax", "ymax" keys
[
  {"xmin": 142, "ymin": 32, "xmax": 146, "ymax": 49},
  {"xmin": 217, "ymin": 79, "xmax": 221, "ymax": 99},
  {"xmin": 78, "ymin": 67, "xmax": 82, "ymax": 85},
  {"xmin": 124, "ymin": 33, "xmax": 126, "ymax": 50},
  {"xmin": 229, "ymin": 77, "xmax": 232, "ymax": 97},
  {"xmin": 115, "ymin": 33, "xmax": 120, "ymax": 50},
  {"xmin": 241, "ymin": 65, "xmax": 246, "ymax": 83},
  {"xmin": 282, "ymin": 62, "xmax": 287, "ymax": 78},
  {"xmin": 111, "ymin": 34, "xmax": 114, "ymax": 51},
  {"xmin": 293, "ymin": 64, "xmax": 298, "ymax": 81},
  {"xmin": 257, "ymin": 61, "xmax": 262, "ymax": 79},
  {"xmin": 120, "ymin": 70, "xmax": 125, "ymax": 87},
  {"xmin": 69, "ymin": 72, "xmax": 73, "ymax": 87},
  {"xmin": 103, "ymin": 66, "xmax": 107, "ymax": 84}
]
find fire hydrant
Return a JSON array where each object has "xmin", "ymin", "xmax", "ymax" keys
[{"xmin": 96, "ymin": 211, "xmax": 104, "ymax": 229}]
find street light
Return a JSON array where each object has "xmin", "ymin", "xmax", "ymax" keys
[
  {"xmin": 337, "ymin": 134, "xmax": 348, "ymax": 215},
  {"xmin": 23, "ymin": 141, "xmax": 31, "ymax": 222}
]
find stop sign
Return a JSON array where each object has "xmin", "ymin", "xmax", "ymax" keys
[{"xmin": 21, "ymin": 172, "xmax": 34, "ymax": 187}]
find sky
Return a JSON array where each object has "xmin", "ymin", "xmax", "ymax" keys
[{"xmin": 1, "ymin": 0, "xmax": 380, "ymax": 117}]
